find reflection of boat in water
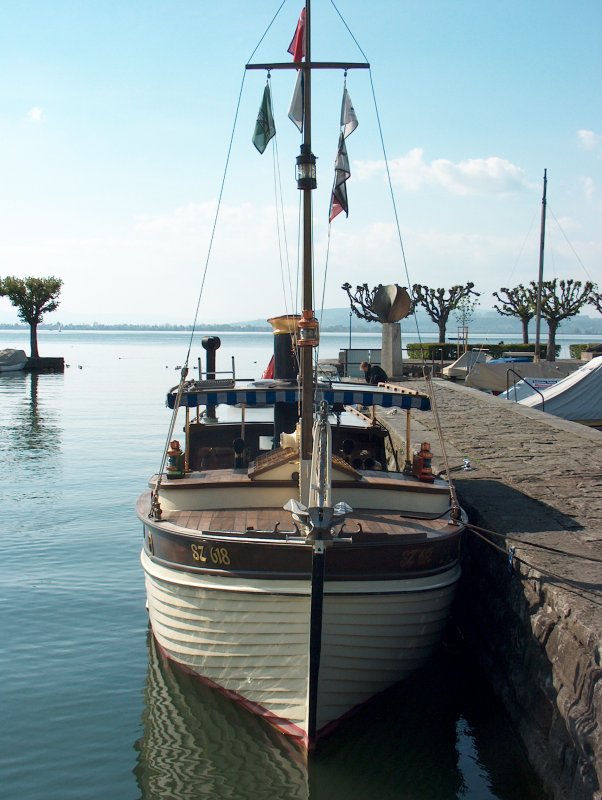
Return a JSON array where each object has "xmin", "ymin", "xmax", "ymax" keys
[
  {"xmin": 134, "ymin": 634, "xmax": 308, "ymax": 800},
  {"xmin": 0, "ymin": 348, "xmax": 27, "ymax": 373},
  {"xmin": 134, "ymin": 632, "xmax": 544, "ymax": 800},
  {"xmin": 138, "ymin": 0, "xmax": 466, "ymax": 748}
]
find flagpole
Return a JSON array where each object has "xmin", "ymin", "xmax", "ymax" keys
[{"xmin": 533, "ymin": 169, "xmax": 547, "ymax": 364}]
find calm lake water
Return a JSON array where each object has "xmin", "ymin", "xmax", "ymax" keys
[{"xmin": 0, "ymin": 329, "xmax": 561, "ymax": 799}]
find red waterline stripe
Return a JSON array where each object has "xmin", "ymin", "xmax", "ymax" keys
[{"xmin": 154, "ymin": 638, "xmax": 309, "ymax": 750}]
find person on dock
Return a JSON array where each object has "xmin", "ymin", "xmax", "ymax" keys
[{"xmin": 360, "ymin": 361, "xmax": 388, "ymax": 385}]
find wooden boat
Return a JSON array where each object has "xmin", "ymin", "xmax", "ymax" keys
[{"xmin": 138, "ymin": 0, "xmax": 466, "ymax": 749}]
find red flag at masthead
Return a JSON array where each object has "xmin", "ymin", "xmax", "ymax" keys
[{"xmin": 287, "ymin": 8, "xmax": 306, "ymax": 61}]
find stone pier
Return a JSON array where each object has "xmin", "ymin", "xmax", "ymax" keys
[
  {"xmin": 26, "ymin": 356, "xmax": 65, "ymax": 372},
  {"xmin": 380, "ymin": 379, "xmax": 602, "ymax": 800}
]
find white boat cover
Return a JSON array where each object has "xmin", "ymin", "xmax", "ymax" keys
[
  {"xmin": 499, "ymin": 378, "xmax": 559, "ymax": 402},
  {"xmin": 465, "ymin": 360, "xmax": 575, "ymax": 394},
  {"xmin": 518, "ymin": 356, "xmax": 602, "ymax": 424},
  {"xmin": 442, "ymin": 349, "xmax": 489, "ymax": 379}
]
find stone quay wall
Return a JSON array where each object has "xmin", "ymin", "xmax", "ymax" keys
[{"xmin": 380, "ymin": 379, "xmax": 602, "ymax": 800}]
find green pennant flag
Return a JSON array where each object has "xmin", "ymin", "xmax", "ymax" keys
[{"xmin": 252, "ymin": 83, "xmax": 276, "ymax": 154}]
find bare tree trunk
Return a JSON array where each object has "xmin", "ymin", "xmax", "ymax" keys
[
  {"xmin": 30, "ymin": 321, "xmax": 39, "ymax": 358},
  {"xmin": 546, "ymin": 320, "xmax": 557, "ymax": 362},
  {"xmin": 521, "ymin": 317, "xmax": 530, "ymax": 344},
  {"xmin": 438, "ymin": 320, "xmax": 446, "ymax": 343}
]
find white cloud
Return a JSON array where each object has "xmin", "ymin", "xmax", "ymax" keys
[
  {"xmin": 577, "ymin": 129, "xmax": 601, "ymax": 151},
  {"xmin": 2, "ymin": 192, "xmax": 599, "ymax": 325},
  {"xmin": 580, "ymin": 176, "xmax": 596, "ymax": 201},
  {"xmin": 354, "ymin": 148, "xmax": 531, "ymax": 196},
  {"xmin": 27, "ymin": 107, "xmax": 45, "ymax": 123}
]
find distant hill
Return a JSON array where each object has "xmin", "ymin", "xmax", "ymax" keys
[
  {"xmin": 239, "ymin": 308, "xmax": 602, "ymax": 336},
  {"xmin": 3, "ymin": 309, "xmax": 602, "ymax": 336}
]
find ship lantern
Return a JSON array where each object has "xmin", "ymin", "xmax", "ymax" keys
[
  {"xmin": 166, "ymin": 439, "xmax": 185, "ymax": 479},
  {"xmin": 297, "ymin": 310, "xmax": 319, "ymax": 348},
  {"xmin": 296, "ymin": 145, "xmax": 317, "ymax": 190},
  {"xmin": 412, "ymin": 441, "xmax": 435, "ymax": 483}
]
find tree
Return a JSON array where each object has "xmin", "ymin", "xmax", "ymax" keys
[
  {"xmin": 589, "ymin": 291, "xmax": 602, "ymax": 316},
  {"xmin": 536, "ymin": 278, "xmax": 595, "ymax": 361},
  {"xmin": 341, "ymin": 283, "xmax": 382, "ymax": 323},
  {"xmin": 0, "ymin": 276, "xmax": 63, "ymax": 357},
  {"xmin": 411, "ymin": 283, "xmax": 479, "ymax": 343},
  {"xmin": 492, "ymin": 284, "xmax": 536, "ymax": 344},
  {"xmin": 454, "ymin": 294, "xmax": 480, "ymax": 352}
]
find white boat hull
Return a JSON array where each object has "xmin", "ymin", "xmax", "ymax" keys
[
  {"xmin": 0, "ymin": 348, "xmax": 27, "ymax": 372},
  {"xmin": 141, "ymin": 549, "xmax": 460, "ymax": 744}
]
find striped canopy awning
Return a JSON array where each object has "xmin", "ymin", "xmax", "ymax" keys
[{"xmin": 167, "ymin": 382, "xmax": 430, "ymax": 411}]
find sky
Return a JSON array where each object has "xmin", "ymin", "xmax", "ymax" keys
[{"xmin": 1, "ymin": 0, "xmax": 601, "ymax": 325}]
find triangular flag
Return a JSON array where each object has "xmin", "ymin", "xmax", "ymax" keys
[
  {"xmin": 287, "ymin": 8, "xmax": 306, "ymax": 61},
  {"xmin": 288, "ymin": 71, "xmax": 304, "ymax": 132},
  {"xmin": 329, "ymin": 133, "xmax": 350, "ymax": 221},
  {"xmin": 341, "ymin": 88, "xmax": 358, "ymax": 139},
  {"xmin": 252, "ymin": 83, "xmax": 276, "ymax": 154},
  {"xmin": 329, "ymin": 181, "xmax": 348, "ymax": 222}
]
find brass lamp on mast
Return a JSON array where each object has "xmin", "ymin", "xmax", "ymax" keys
[
  {"xmin": 296, "ymin": 144, "xmax": 317, "ymax": 190},
  {"xmin": 297, "ymin": 309, "xmax": 319, "ymax": 347}
]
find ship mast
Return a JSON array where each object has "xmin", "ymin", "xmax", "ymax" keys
[
  {"xmin": 246, "ymin": 0, "xmax": 368, "ymax": 503},
  {"xmin": 298, "ymin": 0, "xmax": 316, "ymax": 502}
]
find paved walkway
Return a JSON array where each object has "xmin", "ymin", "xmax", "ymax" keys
[{"xmin": 380, "ymin": 378, "xmax": 602, "ymax": 630}]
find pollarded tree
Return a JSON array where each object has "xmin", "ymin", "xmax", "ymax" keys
[
  {"xmin": 412, "ymin": 283, "xmax": 479, "ymax": 343},
  {"xmin": 492, "ymin": 284, "xmax": 536, "ymax": 344},
  {"xmin": 589, "ymin": 291, "xmax": 602, "ymax": 316},
  {"xmin": 341, "ymin": 282, "xmax": 382, "ymax": 323},
  {"xmin": 536, "ymin": 278, "xmax": 595, "ymax": 361},
  {"xmin": 0, "ymin": 276, "xmax": 63, "ymax": 358}
]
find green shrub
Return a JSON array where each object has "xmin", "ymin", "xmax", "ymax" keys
[
  {"xmin": 406, "ymin": 343, "xmax": 458, "ymax": 359},
  {"xmin": 469, "ymin": 342, "xmax": 556, "ymax": 358},
  {"xmin": 406, "ymin": 342, "xmax": 559, "ymax": 359},
  {"xmin": 569, "ymin": 344, "xmax": 590, "ymax": 359}
]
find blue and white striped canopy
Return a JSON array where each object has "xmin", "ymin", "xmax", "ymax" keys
[{"xmin": 167, "ymin": 382, "xmax": 430, "ymax": 411}]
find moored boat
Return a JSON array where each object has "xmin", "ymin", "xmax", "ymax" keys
[
  {"xmin": 514, "ymin": 355, "xmax": 602, "ymax": 428},
  {"xmin": 0, "ymin": 348, "xmax": 27, "ymax": 373},
  {"xmin": 138, "ymin": 0, "xmax": 466, "ymax": 748}
]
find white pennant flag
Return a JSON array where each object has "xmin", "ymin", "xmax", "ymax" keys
[
  {"xmin": 341, "ymin": 88, "xmax": 358, "ymax": 139},
  {"xmin": 288, "ymin": 71, "xmax": 304, "ymax": 132}
]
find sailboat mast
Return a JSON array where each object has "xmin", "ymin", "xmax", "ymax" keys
[{"xmin": 533, "ymin": 168, "xmax": 547, "ymax": 363}]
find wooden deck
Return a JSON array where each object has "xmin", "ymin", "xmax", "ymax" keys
[{"xmin": 161, "ymin": 506, "xmax": 453, "ymax": 540}]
